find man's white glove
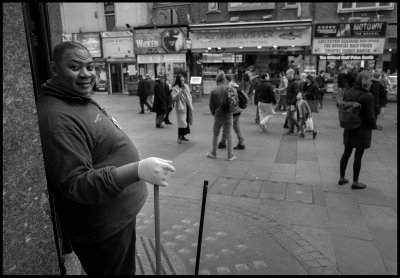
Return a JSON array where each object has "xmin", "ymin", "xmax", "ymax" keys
[{"xmin": 138, "ymin": 157, "xmax": 176, "ymax": 187}]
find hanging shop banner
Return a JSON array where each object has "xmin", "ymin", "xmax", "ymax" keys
[
  {"xmin": 137, "ymin": 54, "xmax": 186, "ymax": 64},
  {"xmin": 312, "ymin": 37, "xmax": 385, "ymax": 55},
  {"xmin": 190, "ymin": 27, "xmax": 312, "ymax": 49},
  {"xmin": 133, "ymin": 27, "xmax": 188, "ymax": 55},
  {"xmin": 63, "ymin": 32, "xmax": 102, "ymax": 58},
  {"xmin": 319, "ymin": 55, "xmax": 377, "ymax": 60},
  {"xmin": 228, "ymin": 2, "xmax": 276, "ymax": 11},
  {"xmin": 314, "ymin": 22, "xmax": 387, "ymax": 38},
  {"xmin": 101, "ymin": 31, "xmax": 134, "ymax": 58}
]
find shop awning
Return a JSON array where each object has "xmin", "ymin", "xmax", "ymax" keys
[
  {"xmin": 189, "ymin": 19, "xmax": 313, "ymax": 32},
  {"xmin": 153, "ymin": 2, "xmax": 190, "ymax": 10}
]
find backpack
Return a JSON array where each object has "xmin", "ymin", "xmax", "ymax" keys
[
  {"xmin": 237, "ymin": 88, "xmax": 248, "ymax": 109},
  {"xmin": 338, "ymin": 90, "xmax": 361, "ymax": 130},
  {"xmin": 221, "ymin": 86, "xmax": 239, "ymax": 113}
]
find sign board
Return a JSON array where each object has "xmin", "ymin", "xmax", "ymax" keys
[
  {"xmin": 312, "ymin": 37, "xmax": 385, "ymax": 55},
  {"xmin": 137, "ymin": 54, "xmax": 186, "ymax": 64},
  {"xmin": 104, "ymin": 2, "xmax": 115, "ymax": 15},
  {"xmin": 190, "ymin": 77, "xmax": 202, "ymax": 84},
  {"xmin": 319, "ymin": 55, "xmax": 377, "ymax": 60},
  {"xmin": 314, "ymin": 22, "xmax": 386, "ymax": 38},
  {"xmin": 63, "ymin": 32, "xmax": 102, "ymax": 58},
  {"xmin": 134, "ymin": 27, "xmax": 187, "ymax": 55},
  {"xmin": 190, "ymin": 28, "xmax": 311, "ymax": 49},
  {"xmin": 102, "ymin": 37, "xmax": 134, "ymax": 58},
  {"xmin": 228, "ymin": 2, "xmax": 275, "ymax": 11}
]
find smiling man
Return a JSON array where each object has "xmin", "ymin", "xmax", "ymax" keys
[{"xmin": 36, "ymin": 41, "xmax": 175, "ymax": 275}]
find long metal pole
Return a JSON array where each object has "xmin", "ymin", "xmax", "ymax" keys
[
  {"xmin": 154, "ymin": 184, "xmax": 161, "ymax": 275},
  {"xmin": 195, "ymin": 180, "xmax": 208, "ymax": 275}
]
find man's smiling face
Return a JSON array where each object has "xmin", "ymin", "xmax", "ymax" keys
[{"xmin": 52, "ymin": 48, "xmax": 96, "ymax": 95}]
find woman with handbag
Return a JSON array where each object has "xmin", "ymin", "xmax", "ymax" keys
[{"xmin": 171, "ymin": 73, "xmax": 194, "ymax": 144}]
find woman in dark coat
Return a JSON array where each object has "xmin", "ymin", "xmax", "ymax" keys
[
  {"xmin": 153, "ymin": 74, "xmax": 169, "ymax": 128},
  {"xmin": 303, "ymin": 75, "xmax": 319, "ymax": 113},
  {"xmin": 338, "ymin": 70, "xmax": 377, "ymax": 189}
]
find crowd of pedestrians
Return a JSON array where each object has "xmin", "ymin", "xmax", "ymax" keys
[{"xmin": 136, "ymin": 63, "xmax": 392, "ymax": 190}]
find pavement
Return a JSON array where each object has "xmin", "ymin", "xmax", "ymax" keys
[{"xmin": 91, "ymin": 92, "xmax": 397, "ymax": 275}]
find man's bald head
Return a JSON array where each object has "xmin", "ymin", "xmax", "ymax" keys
[{"xmin": 52, "ymin": 41, "xmax": 90, "ymax": 65}]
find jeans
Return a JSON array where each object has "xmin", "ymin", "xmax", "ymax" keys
[
  {"xmin": 211, "ymin": 116, "xmax": 233, "ymax": 158},
  {"xmin": 258, "ymin": 102, "xmax": 275, "ymax": 128},
  {"xmin": 221, "ymin": 113, "xmax": 244, "ymax": 145},
  {"xmin": 285, "ymin": 106, "xmax": 300, "ymax": 132}
]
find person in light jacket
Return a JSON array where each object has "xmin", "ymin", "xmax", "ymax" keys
[{"xmin": 171, "ymin": 73, "xmax": 193, "ymax": 143}]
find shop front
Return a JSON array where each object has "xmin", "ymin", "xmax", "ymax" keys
[
  {"xmin": 188, "ymin": 19, "xmax": 313, "ymax": 94},
  {"xmin": 101, "ymin": 31, "xmax": 137, "ymax": 94},
  {"xmin": 133, "ymin": 26, "xmax": 188, "ymax": 84}
]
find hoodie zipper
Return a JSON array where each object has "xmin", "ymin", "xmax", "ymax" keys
[{"xmin": 90, "ymin": 99, "xmax": 122, "ymax": 130}]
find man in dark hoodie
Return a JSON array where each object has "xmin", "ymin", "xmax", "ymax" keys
[
  {"xmin": 153, "ymin": 73, "xmax": 169, "ymax": 128},
  {"xmin": 36, "ymin": 41, "xmax": 176, "ymax": 275},
  {"xmin": 284, "ymin": 69, "xmax": 301, "ymax": 134},
  {"xmin": 254, "ymin": 72, "xmax": 276, "ymax": 133}
]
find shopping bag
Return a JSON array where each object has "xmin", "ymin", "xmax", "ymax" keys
[{"xmin": 305, "ymin": 117, "xmax": 314, "ymax": 131}]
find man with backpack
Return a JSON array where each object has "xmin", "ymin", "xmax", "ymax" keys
[
  {"xmin": 218, "ymin": 75, "xmax": 248, "ymax": 150},
  {"xmin": 207, "ymin": 72, "xmax": 238, "ymax": 161}
]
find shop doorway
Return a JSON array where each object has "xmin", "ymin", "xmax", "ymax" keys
[{"xmin": 110, "ymin": 63, "xmax": 123, "ymax": 93}]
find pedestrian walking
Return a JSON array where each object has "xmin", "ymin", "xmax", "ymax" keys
[
  {"xmin": 171, "ymin": 73, "xmax": 193, "ymax": 144},
  {"xmin": 315, "ymin": 70, "xmax": 328, "ymax": 109},
  {"xmin": 36, "ymin": 41, "xmax": 176, "ymax": 275},
  {"xmin": 338, "ymin": 70, "xmax": 377, "ymax": 189},
  {"xmin": 250, "ymin": 71, "xmax": 262, "ymax": 123},
  {"xmin": 370, "ymin": 72, "xmax": 383, "ymax": 130},
  {"xmin": 337, "ymin": 67, "xmax": 348, "ymax": 105},
  {"xmin": 284, "ymin": 69, "xmax": 301, "ymax": 135},
  {"xmin": 207, "ymin": 72, "xmax": 237, "ymax": 161},
  {"xmin": 163, "ymin": 78, "xmax": 173, "ymax": 125},
  {"xmin": 138, "ymin": 74, "xmax": 153, "ymax": 114},
  {"xmin": 377, "ymin": 72, "xmax": 390, "ymax": 129},
  {"xmin": 295, "ymin": 92, "xmax": 318, "ymax": 139},
  {"xmin": 255, "ymin": 72, "xmax": 276, "ymax": 133},
  {"xmin": 276, "ymin": 71, "xmax": 288, "ymax": 112},
  {"xmin": 153, "ymin": 74, "xmax": 169, "ymax": 128},
  {"xmin": 218, "ymin": 75, "xmax": 246, "ymax": 150},
  {"xmin": 146, "ymin": 74, "xmax": 155, "ymax": 109}
]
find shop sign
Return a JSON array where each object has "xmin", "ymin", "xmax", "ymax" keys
[
  {"xmin": 104, "ymin": 2, "xmax": 115, "ymax": 15},
  {"xmin": 137, "ymin": 54, "xmax": 186, "ymax": 64},
  {"xmin": 228, "ymin": 2, "xmax": 275, "ymax": 11},
  {"xmin": 134, "ymin": 27, "xmax": 187, "ymax": 55},
  {"xmin": 102, "ymin": 37, "xmax": 134, "ymax": 58},
  {"xmin": 63, "ymin": 32, "xmax": 102, "ymax": 58},
  {"xmin": 312, "ymin": 38, "xmax": 385, "ymax": 55},
  {"xmin": 190, "ymin": 28, "xmax": 311, "ymax": 49},
  {"xmin": 314, "ymin": 22, "xmax": 386, "ymax": 38},
  {"xmin": 319, "ymin": 55, "xmax": 377, "ymax": 60}
]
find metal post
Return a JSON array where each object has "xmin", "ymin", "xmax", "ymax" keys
[
  {"xmin": 195, "ymin": 180, "xmax": 208, "ymax": 275},
  {"xmin": 154, "ymin": 184, "xmax": 161, "ymax": 275}
]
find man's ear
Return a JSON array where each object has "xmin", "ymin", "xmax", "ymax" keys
[{"xmin": 50, "ymin": 61, "xmax": 58, "ymax": 78}]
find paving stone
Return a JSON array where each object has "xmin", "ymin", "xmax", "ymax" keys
[
  {"xmin": 235, "ymin": 264, "xmax": 249, "ymax": 272},
  {"xmin": 216, "ymin": 266, "xmax": 231, "ymax": 274}
]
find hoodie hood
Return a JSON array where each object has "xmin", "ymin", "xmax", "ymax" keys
[{"xmin": 41, "ymin": 79, "xmax": 92, "ymax": 103}]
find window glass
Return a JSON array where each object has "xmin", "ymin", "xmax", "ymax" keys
[
  {"xmin": 355, "ymin": 2, "xmax": 376, "ymax": 8},
  {"xmin": 341, "ymin": 2, "xmax": 353, "ymax": 8},
  {"xmin": 208, "ymin": 3, "xmax": 218, "ymax": 11}
]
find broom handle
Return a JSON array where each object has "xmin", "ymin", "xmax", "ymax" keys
[
  {"xmin": 195, "ymin": 180, "xmax": 209, "ymax": 275},
  {"xmin": 154, "ymin": 184, "xmax": 161, "ymax": 275}
]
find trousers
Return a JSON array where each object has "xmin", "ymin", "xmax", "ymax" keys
[{"xmin": 71, "ymin": 219, "xmax": 136, "ymax": 275}]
